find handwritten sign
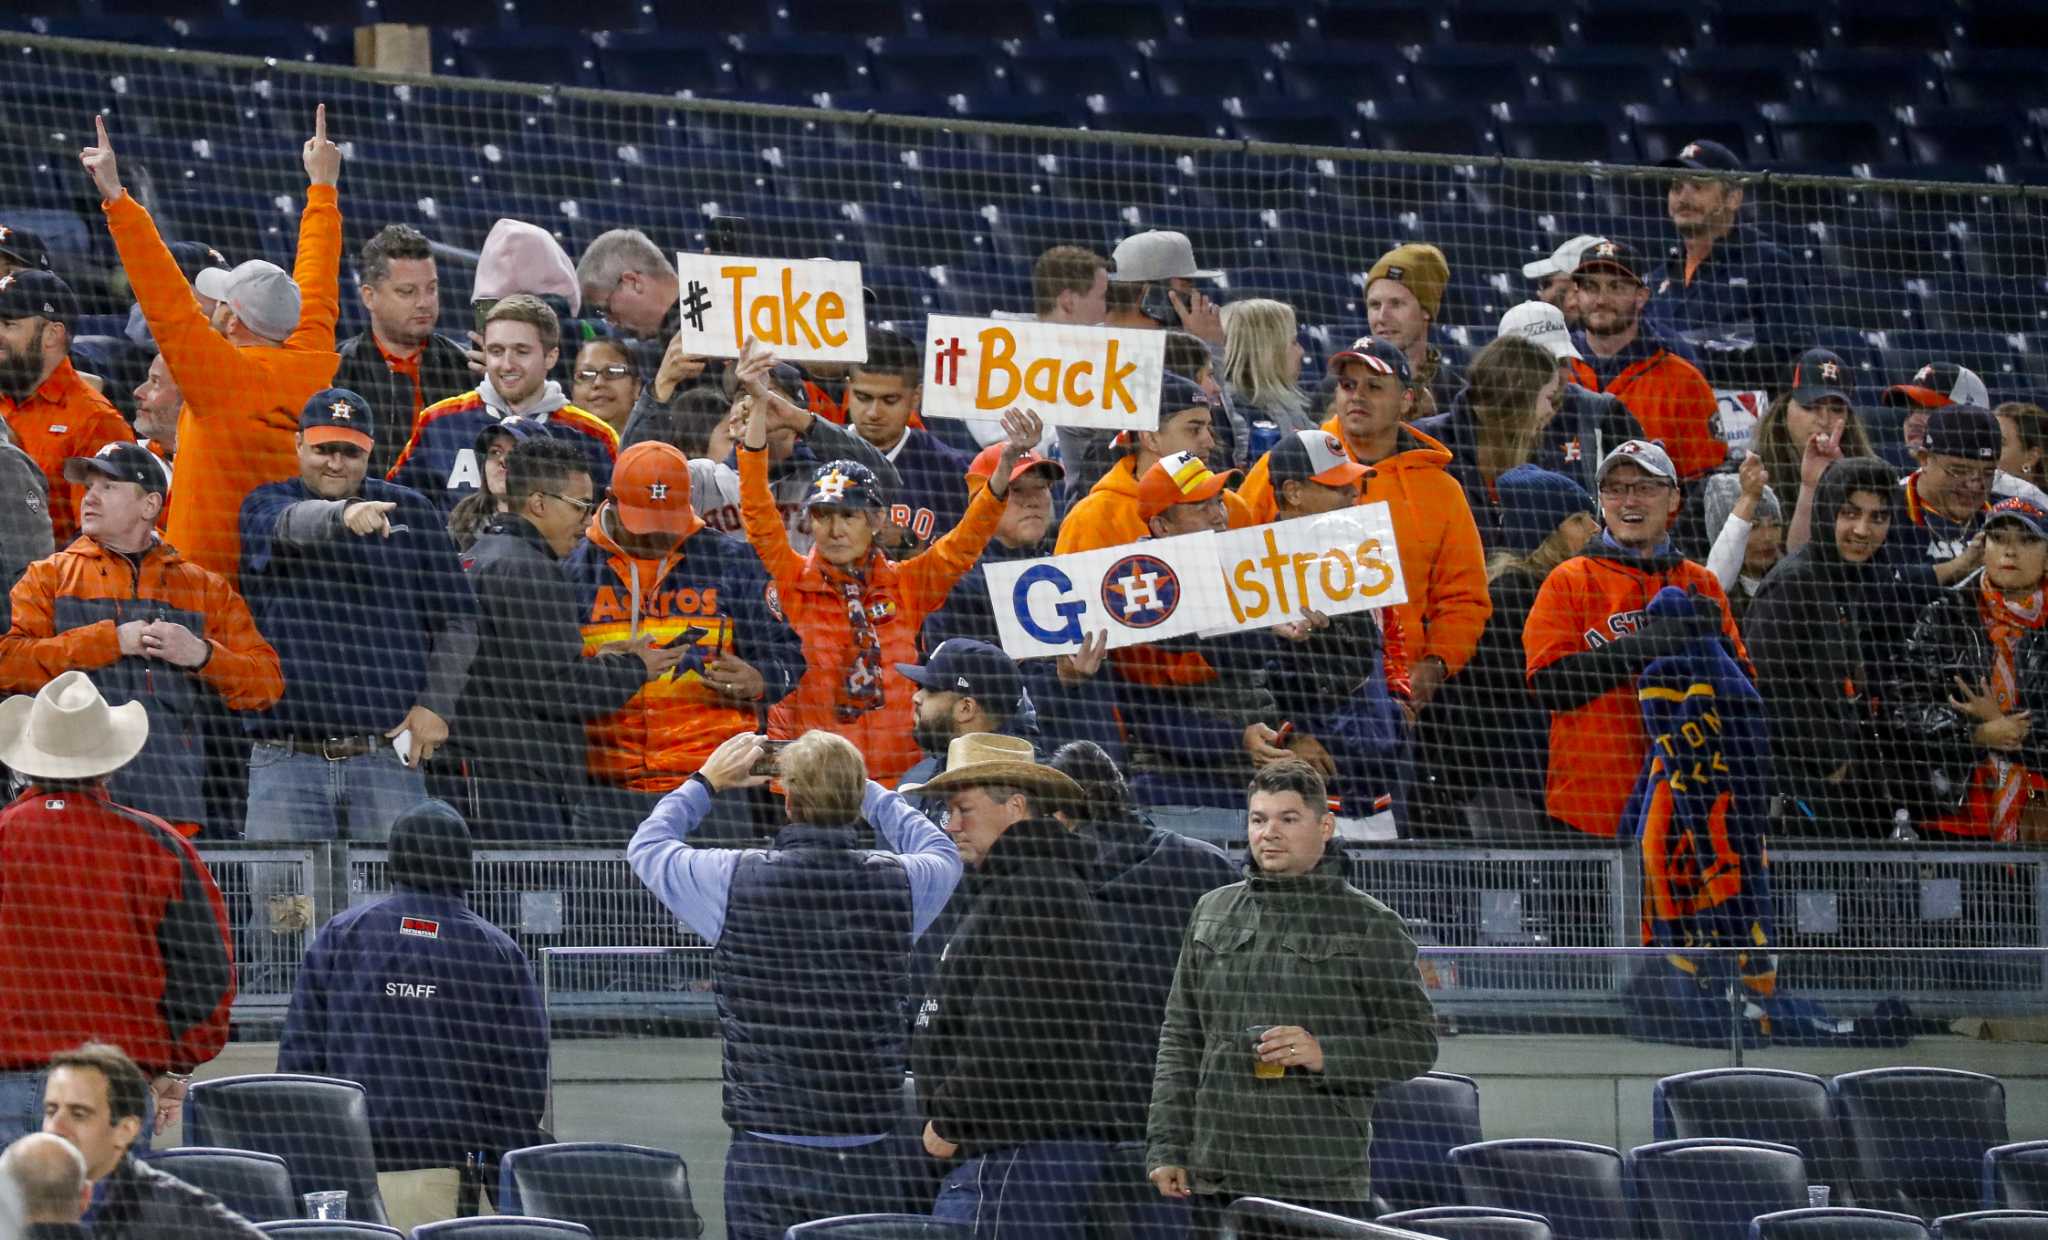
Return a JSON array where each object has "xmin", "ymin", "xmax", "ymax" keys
[
  {"xmin": 983, "ymin": 504, "xmax": 1409, "ymax": 658},
  {"xmin": 671, "ymin": 254, "xmax": 868, "ymax": 363},
  {"xmin": 921, "ymin": 314, "xmax": 1166, "ymax": 432}
]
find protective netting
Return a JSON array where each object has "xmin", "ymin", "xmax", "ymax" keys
[{"xmin": 0, "ymin": 30, "xmax": 2046, "ymax": 1240}]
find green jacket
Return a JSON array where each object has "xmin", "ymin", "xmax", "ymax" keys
[{"xmin": 1145, "ymin": 848, "xmax": 1438, "ymax": 1201}]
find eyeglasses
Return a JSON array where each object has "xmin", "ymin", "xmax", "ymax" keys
[
  {"xmin": 1931, "ymin": 458, "xmax": 1995, "ymax": 487},
  {"xmin": 1598, "ymin": 480, "xmax": 1674, "ymax": 500},
  {"xmin": 575, "ymin": 364, "xmax": 634, "ymax": 383},
  {"xmin": 541, "ymin": 491, "xmax": 597, "ymax": 516},
  {"xmin": 590, "ymin": 273, "xmax": 629, "ymax": 324}
]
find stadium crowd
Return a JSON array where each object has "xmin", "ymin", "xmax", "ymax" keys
[{"xmin": 0, "ymin": 96, "xmax": 2045, "ymax": 1238}]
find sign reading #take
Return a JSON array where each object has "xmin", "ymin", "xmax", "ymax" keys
[
  {"xmin": 670, "ymin": 254, "xmax": 868, "ymax": 364},
  {"xmin": 921, "ymin": 314, "xmax": 1166, "ymax": 432}
]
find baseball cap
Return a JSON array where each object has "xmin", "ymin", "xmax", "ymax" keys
[
  {"xmin": 194, "ymin": 258, "xmax": 301, "ymax": 342},
  {"xmin": 169, "ymin": 241, "xmax": 230, "ymax": 287},
  {"xmin": 299, "ymin": 388, "xmax": 375, "ymax": 451},
  {"xmin": 1521, "ymin": 234, "xmax": 1607, "ymax": 281},
  {"xmin": 1790, "ymin": 348, "xmax": 1853, "ymax": 406},
  {"xmin": 1329, "ymin": 334, "xmax": 1413, "ymax": 384},
  {"xmin": 474, "ymin": 415, "xmax": 541, "ymax": 457},
  {"xmin": 1985, "ymin": 496, "xmax": 2048, "ymax": 538},
  {"xmin": 1137, "ymin": 449, "xmax": 1237, "ymax": 522},
  {"xmin": 1107, "ymin": 230, "xmax": 1221, "ymax": 284},
  {"xmin": 1496, "ymin": 465, "xmax": 1596, "ymax": 559},
  {"xmin": 1268, "ymin": 428, "xmax": 1368, "ymax": 491},
  {"xmin": 967, "ymin": 440, "xmax": 1063, "ymax": 492},
  {"xmin": 1498, "ymin": 300, "xmax": 1582, "ymax": 363},
  {"xmin": 1922, "ymin": 403, "xmax": 2002, "ymax": 462},
  {"xmin": 1884, "ymin": 361, "xmax": 1990, "ymax": 410},
  {"xmin": 62, "ymin": 441, "xmax": 170, "ymax": 496},
  {"xmin": 802, "ymin": 459, "xmax": 887, "ymax": 511},
  {"xmin": 893, "ymin": 638, "xmax": 1023, "ymax": 710},
  {"xmin": 0, "ymin": 270, "xmax": 78, "ymax": 326},
  {"xmin": 1573, "ymin": 239, "xmax": 1645, "ymax": 286},
  {"xmin": 1366, "ymin": 243, "xmax": 1450, "ymax": 319},
  {"xmin": 1116, "ymin": 373, "xmax": 1219, "ymax": 455},
  {"xmin": 1662, "ymin": 138, "xmax": 1745, "ymax": 173},
  {"xmin": 1596, "ymin": 439, "xmax": 1679, "ymax": 487},
  {"xmin": 0, "ymin": 224, "xmax": 52, "ymax": 273},
  {"xmin": 611, "ymin": 441, "xmax": 701, "ymax": 536}
]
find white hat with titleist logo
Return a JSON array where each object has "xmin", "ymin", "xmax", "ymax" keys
[{"xmin": 1498, "ymin": 300, "xmax": 1582, "ymax": 362}]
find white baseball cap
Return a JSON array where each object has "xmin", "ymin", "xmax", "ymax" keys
[
  {"xmin": 1498, "ymin": 300, "xmax": 1582, "ymax": 363},
  {"xmin": 1108, "ymin": 230, "xmax": 1221, "ymax": 284},
  {"xmin": 1521, "ymin": 234, "xmax": 1608, "ymax": 281},
  {"xmin": 194, "ymin": 259, "xmax": 301, "ymax": 342}
]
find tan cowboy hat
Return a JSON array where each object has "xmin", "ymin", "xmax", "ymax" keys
[
  {"xmin": 900, "ymin": 733, "xmax": 1084, "ymax": 801},
  {"xmin": 0, "ymin": 671, "xmax": 149, "ymax": 781}
]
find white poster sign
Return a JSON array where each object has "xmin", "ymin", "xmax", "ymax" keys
[
  {"xmin": 920, "ymin": 314, "xmax": 1166, "ymax": 432},
  {"xmin": 1208, "ymin": 503, "xmax": 1408, "ymax": 634},
  {"xmin": 670, "ymin": 254, "xmax": 868, "ymax": 363}
]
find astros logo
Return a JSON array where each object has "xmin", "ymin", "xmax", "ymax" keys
[
  {"xmin": 1100, "ymin": 554, "xmax": 1180, "ymax": 628},
  {"xmin": 814, "ymin": 469, "xmax": 853, "ymax": 502},
  {"xmin": 328, "ymin": 400, "xmax": 354, "ymax": 420}
]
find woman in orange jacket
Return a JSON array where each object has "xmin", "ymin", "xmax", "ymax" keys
[{"xmin": 735, "ymin": 341, "xmax": 1036, "ymax": 785}]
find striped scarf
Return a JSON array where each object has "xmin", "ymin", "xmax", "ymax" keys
[
  {"xmin": 822, "ymin": 554, "xmax": 886, "ymax": 721},
  {"xmin": 1976, "ymin": 579, "xmax": 2046, "ymax": 841}
]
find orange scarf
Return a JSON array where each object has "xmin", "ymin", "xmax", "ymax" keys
[{"xmin": 1977, "ymin": 579, "xmax": 2047, "ymax": 840}]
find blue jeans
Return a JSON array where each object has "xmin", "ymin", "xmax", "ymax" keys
[
  {"xmin": 933, "ymin": 1141, "xmax": 1107, "ymax": 1239},
  {"xmin": 724, "ymin": 1131, "xmax": 905, "ymax": 1240}
]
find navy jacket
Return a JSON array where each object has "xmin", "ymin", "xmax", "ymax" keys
[
  {"xmin": 278, "ymin": 888, "xmax": 548, "ymax": 1170},
  {"xmin": 880, "ymin": 428, "xmax": 971, "ymax": 550},
  {"xmin": 1415, "ymin": 384, "xmax": 1642, "ymax": 527},
  {"xmin": 238, "ymin": 477, "xmax": 478, "ymax": 738},
  {"xmin": 1646, "ymin": 225, "xmax": 1817, "ymax": 394}
]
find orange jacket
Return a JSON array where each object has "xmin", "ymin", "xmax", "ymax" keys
[
  {"xmin": 1053, "ymin": 456, "xmax": 1257, "ymax": 556},
  {"xmin": 1523, "ymin": 546, "xmax": 1747, "ymax": 838},
  {"xmin": 1, "ymin": 360, "xmax": 135, "ymax": 547},
  {"xmin": 1239, "ymin": 418, "xmax": 1492, "ymax": 675},
  {"xmin": 104, "ymin": 187, "xmax": 342, "ymax": 585},
  {"xmin": 1567, "ymin": 349, "xmax": 1721, "ymax": 481},
  {"xmin": 738, "ymin": 444, "xmax": 1004, "ymax": 785}
]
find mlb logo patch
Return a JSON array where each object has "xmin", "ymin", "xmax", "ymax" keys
[{"xmin": 399, "ymin": 916, "xmax": 441, "ymax": 940}]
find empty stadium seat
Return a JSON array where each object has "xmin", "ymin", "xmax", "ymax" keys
[
  {"xmin": 1222, "ymin": 1198, "xmax": 1382, "ymax": 1237},
  {"xmin": 258, "ymin": 1225, "xmax": 406, "ymax": 1240},
  {"xmin": 1933, "ymin": 1213, "xmax": 2048, "ymax": 1240},
  {"xmin": 1652, "ymin": 1069, "xmax": 1845, "ymax": 1195},
  {"xmin": 142, "ymin": 1148, "xmax": 296, "ymax": 1224},
  {"xmin": 450, "ymin": 31, "xmax": 598, "ymax": 87},
  {"xmin": 510, "ymin": 0, "xmax": 654, "ymax": 29},
  {"xmin": 1276, "ymin": 49, "xmax": 1407, "ymax": 106},
  {"xmin": 1049, "ymin": 0, "xmax": 1174, "ymax": 40},
  {"xmin": 1541, "ymin": 48, "xmax": 1668, "ymax": 107},
  {"xmin": 1830, "ymin": 1068, "xmax": 2010, "ymax": 1220},
  {"xmin": 1370, "ymin": 1072, "xmax": 1483, "ymax": 1214},
  {"xmin": 1008, "ymin": 42, "xmax": 1145, "ymax": 98},
  {"xmin": 1706, "ymin": 0, "xmax": 1826, "ymax": 51},
  {"xmin": 1900, "ymin": 108, "xmax": 2036, "ymax": 169},
  {"xmin": 915, "ymin": 0, "xmax": 1040, "ymax": 37},
  {"xmin": 1750, "ymin": 1208, "xmax": 1934, "ymax": 1240},
  {"xmin": 499, "ymin": 1143, "xmax": 706, "ymax": 1240},
  {"xmin": 1768, "ymin": 108, "xmax": 1897, "ymax": 169},
  {"xmin": 1836, "ymin": 0, "xmax": 1963, "ymax": 54},
  {"xmin": 186, "ymin": 1076, "xmax": 389, "ymax": 1227},
  {"xmin": 780, "ymin": 0, "xmax": 910, "ymax": 37},
  {"xmin": 1147, "ymin": 44, "xmax": 1281, "ymax": 100},
  {"xmin": 1310, "ymin": 0, "xmax": 1443, "ymax": 47},
  {"xmin": 1671, "ymin": 50, "xmax": 1799, "ymax": 108},
  {"xmin": 1986, "ymin": 1144, "xmax": 2048, "ymax": 1212},
  {"xmin": 784, "ymin": 1217, "xmax": 973, "ymax": 1237},
  {"xmin": 1573, "ymin": 0, "xmax": 1701, "ymax": 49},
  {"xmin": 1407, "ymin": 49, "xmax": 1535, "ymax": 107},
  {"xmin": 592, "ymin": 34, "xmax": 731, "ymax": 96},
  {"xmin": 413, "ymin": 1221, "xmax": 595, "ymax": 1240},
  {"xmin": 1803, "ymin": 50, "xmax": 1942, "ymax": 110},
  {"xmin": 867, "ymin": 42, "xmax": 1000, "ymax": 97},
  {"xmin": 1628, "ymin": 1139, "xmax": 1810, "ymax": 1240},
  {"xmin": 1228, "ymin": 99, "xmax": 1359, "ymax": 147},
  {"xmin": 729, "ymin": 39, "xmax": 870, "ymax": 97},
  {"xmin": 1379, "ymin": 1206, "xmax": 1554, "ymax": 1240},
  {"xmin": 1449, "ymin": 1140, "xmax": 1629, "ymax": 1240}
]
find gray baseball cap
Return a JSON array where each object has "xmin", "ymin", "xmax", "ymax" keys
[
  {"xmin": 1596, "ymin": 439, "xmax": 1678, "ymax": 486},
  {"xmin": 194, "ymin": 258, "xmax": 301, "ymax": 342},
  {"xmin": 1108, "ymin": 230, "xmax": 1221, "ymax": 283}
]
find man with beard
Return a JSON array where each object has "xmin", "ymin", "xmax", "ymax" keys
[
  {"xmin": 0, "ymin": 270, "xmax": 134, "ymax": 548},
  {"xmin": 335, "ymin": 224, "xmax": 476, "ymax": 475},
  {"xmin": 130, "ymin": 353, "xmax": 181, "ymax": 470},
  {"xmin": 1567, "ymin": 241, "xmax": 1723, "ymax": 484}
]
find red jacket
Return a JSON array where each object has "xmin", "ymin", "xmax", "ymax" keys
[{"xmin": 0, "ymin": 786, "xmax": 235, "ymax": 1074}]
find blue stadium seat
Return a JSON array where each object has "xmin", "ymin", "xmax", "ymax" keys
[
  {"xmin": 1449, "ymin": 1140, "xmax": 1629, "ymax": 1240},
  {"xmin": 1573, "ymin": 0, "xmax": 1702, "ymax": 49},
  {"xmin": 1086, "ymin": 98, "xmax": 1226, "ymax": 139},
  {"xmin": 730, "ymin": 39, "xmax": 872, "ymax": 97},
  {"xmin": 1408, "ymin": 48, "xmax": 1537, "ymax": 107},
  {"xmin": 1048, "ymin": 0, "xmax": 1174, "ymax": 40},
  {"xmin": 258, "ymin": 1225, "xmax": 405, "ymax": 1240},
  {"xmin": 1370, "ymin": 1072, "xmax": 1483, "ymax": 1214},
  {"xmin": 97, "ymin": 0, "xmax": 228, "ymax": 16},
  {"xmin": 1361, "ymin": 105, "xmax": 1495, "ymax": 157},
  {"xmin": 869, "ymin": 42, "xmax": 1003, "ymax": 97},
  {"xmin": 779, "ymin": 0, "xmax": 911, "ymax": 36},
  {"xmin": 1223, "ymin": 1199, "xmax": 1383, "ymax": 1237},
  {"xmin": 1751, "ymin": 1209, "xmax": 1934, "ymax": 1240},
  {"xmin": 1276, "ymin": 48, "xmax": 1407, "ymax": 105},
  {"xmin": 1901, "ymin": 108, "xmax": 2036, "ymax": 169},
  {"xmin": 1705, "ymin": 0, "xmax": 1826, "ymax": 51},
  {"xmin": 1831, "ymin": 1068, "xmax": 2010, "ymax": 1222},
  {"xmin": 499, "ymin": 1143, "xmax": 705, "ymax": 1240},
  {"xmin": 142, "ymin": 1149, "xmax": 296, "ymax": 1224},
  {"xmin": 1179, "ymin": 0, "xmax": 1307, "ymax": 42},
  {"xmin": 1007, "ymin": 42, "xmax": 1145, "ymax": 98},
  {"xmin": 1836, "ymin": 0, "xmax": 1964, "ymax": 53},
  {"xmin": 1148, "ymin": 44, "xmax": 1282, "ymax": 99},
  {"xmin": 1942, "ymin": 51, "xmax": 2039, "ymax": 111},
  {"xmin": 186, "ymin": 1075, "xmax": 390, "ymax": 1227},
  {"xmin": 1628, "ymin": 1139, "xmax": 1810, "ymax": 1240},
  {"xmin": 915, "ymin": 0, "xmax": 1042, "ymax": 38},
  {"xmin": 179, "ymin": 20, "xmax": 347, "ymax": 63},
  {"xmin": 1933, "ymin": 1213, "xmax": 2048, "ymax": 1240},
  {"xmin": 1768, "ymin": 108, "xmax": 1898, "ymax": 169},
  {"xmin": 1986, "ymin": 1143, "xmax": 2048, "ymax": 1212},
  {"xmin": 1540, "ymin": 48, "xmax": 1670, "ymax": 107},
  {"xmin": 450, "ymin": 31, "xmax": 598, "ymax": 87},
  {"xmin": 785, "ymin": 1217, "xmax": 973, "ymax": 1237},
  {"xmin": 509, "ymin": 0, "xmax": 652, "ymax": 29},
  {"xmin": 1379, "ymin": 1206, "xmax": 1554, "ymax": 1240},
  {"xmin": 1652, "ymin": 1069, "xmax": 1845, "ymax": 1193},
  {"xmin": 592, "ymin": 34, "xmax": 731, "ymax": 96},
  {"xmin": 933, "ymin": 266, "xmax": 1033, "ymax": 317},
  {"xmin": 1496, "ymin": 107, "xmax": 1636, "ymax": 163},
  {"xmin": 1671, "ymin": 50, "xmax": 1799, "ymax": 108},
  {"xmin": 1228, "ymin": 99, "xmax": 1359, "ymax": 147},
  {"xmin": 1449, "ymin": 0, "xmax": 1572, "ymax": 49},
  {"xmin": 1629, "ymin": 106, "xmax": 1763, "ymax": 166},
  {"xmin": 1803, "ymin": 50, "xmax": 1942, "ymax": 110},
  {"xmin": 859, "ymin": 206, "xmax": 993, "ymax": 269},
  {"xmin": 413, "ymin": 1220, "xmax": 595, "ymax": 1240},
  {"xmin": 1925, "ymin": 275, "xmax": 2048, "ymax": 335},
  {"xmin": 1309, "ymin": 0, "xmax": 1444, "ymax": 47}
]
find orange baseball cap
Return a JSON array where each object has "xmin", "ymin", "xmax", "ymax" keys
[
  {"xmin": 1137, "ymin": 450, "xmax": 1235, "ymax": 522},
  {"xmin": 967, "ymin": 441, "xmax": 1064, "ymax": 494},
  {"xmin": 610, "ymin": 442, "xmax": 701, "ymax": 537}
]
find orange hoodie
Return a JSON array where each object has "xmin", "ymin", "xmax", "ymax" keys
[
  {"xmin": 103, "ymin": 188, "xmax": 342, "ymax": 585},
  {"xmin": 1567, "ymin": 351, "xmax": 1721, "ymax": 482},
  {"xmin": 1053, "ymin": 455, "xmax": 1256, "ymax": 555},
  {"xmin": 1239, "ymin": 417, "xmax": 1492, "ymax": 675}
]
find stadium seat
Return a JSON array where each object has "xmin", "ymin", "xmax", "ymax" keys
[
  {"xmin": 1179, "ymin": 0, "xmax": 1306, "ymax": 42},
  {"xmin": 1541, "ymin": 48, "xmax": 1669, "ymax": 107},
  {"xmin": 413, "ymin": 1222, "xmax": 595, "ymax": 1240},
  {"xmin": 914, "ymin": 0, "xmax": 1041, "ymax": 38},
  {"xmin": 784, "ymin": 1217, "xmax": 973, "ymax": 1237},
  {"xmin": 1276, "ymin": 49, "xmax": 1407, "ymax": 106},
  {"xmin": 1572, "ymin": 0, "xmax": 1701, "ymax": 49},
  {"xmin": 1227, "ymin": 100, "xmax": 1359, "ymax": 147},
  {"xmin": 1449, "ymin": 1140, "xmax": 1630, "ymax": 1240},
  {"xmin": 1900, "ymin": 108, "xmax": 2034, "ymax": 170},
  {"xmin": 1308, "ymin": 0, "xmax": 1443, "ymax": 47},
  {"xmin": 1750, "ymin": 1208, "xmax": 1934, "ymax": 1240},
  {"xmin": 729, "ymin": 39, "xmax": 871, "ymax": 98},
  {"xmin": 1048, "ymin": 0, "xmax": 1175, "ymax": 40},
  {"xmin": 142, "ymin": 1148, "xmax": 296, "ymax": 1224},
  {"xmin": 1087, "ymin": 99, "xmax": 1227, "ymax": 140},
  {"xmin": 1768, "ymin": 108, "xmax": 1897, "ymax": 169},
  {"xmin": 1933, "ymin": 1213, "xmax": 2048, "ymax": 1240},
  {"xmin": 257, "ymin": 1226, "xmax": 406, "ymax": 1240},
  {"xmin": 1453, "ymin": 0, "xmax": 1573, "ymax": 47},
  {"xmin": 509, "ymin": 0, "xmax": 653, "ymax": 29},
  {"xmin": 1629, "ymin": 106, "xmax": 1763, "ymax": 166},
  {"xmin": 1986, "ymin": 1143, "xmax": 2048, "ymax": 1211},
  {"xmin": 1942, "ymin": 51, "xmax": 2041, "ymax": 111},
  {"xmin": 186, "ymin": 1076, "xmax": 390, "ymax": 1227},
  {"xmin": 450, "ymin": 31, "xmax": 598, "ymax": 88},
  {"xmin": 1803, "ymin": 50, "xmax": 1942, "ymax": 110},
  {"xmin": 1496, "ymin": 108, "xmax": 1636, "ymax": 163},
  {"xmin": 1147, "ymin": 44, "xmax": 1282, "ymax": 100},
  {"xmin": 1222, "ymin": 1198, "xmax": 1383, "ymax": 1237},
  {"xmin": 499, "ymin": 1143, "xmax": 706, "ymax": 1240},
  {"xmin": 866, "ymin": 43, "xmax": 1001, "ymax": 98},
  {"xmin": 592, "ymin": 34, "xmax": 731, "ymax": 96},
  {"xmin": 1407, "ymin": 48, "xmax": 1538, "ymax": 107},
  {"xmin": 1379, "ymin": 1206, "xmax": 1554, "ymax": 1240},
  {"xmin": 1627, "ymin": 1139, "xmax": 1810, "ymax": 1240},
  {"xmin": 1670, "ymin": 50, "xmax": 1799, "ymax": 108},
  {"xmin": 1369, "ymin": 1072, "xmax": 1484, "ymax": 1214},
  {"xmin": 1705, "ymin": 0, "xmax": 1826, "ymax": 51},
  {"xmin": 1007, "ymin": 43, "xmax": 1146, "ymax": 98},
  {"xmin": 1830, "ymin": 1068, "xmax": 2010, "ymax": 1221},
  {"xmin": 777, "ymin": 0, "xmax": 910, "ymax": 37},
  {"xmin": 1651, "ymin": 1069, "xmax": 1845, "ymax": 1194},
  {"xmin": 1836, "ymin": 0, "xmax": 1964, "ymax": 54},
  {"xmin": 1361, "ymin": 105, "xmax": 1495, "ymax": 158}
]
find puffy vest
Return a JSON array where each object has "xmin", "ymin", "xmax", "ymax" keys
[{"xmin": 714, "ymin": 825, "xmax": 913, "ymax": 1137}]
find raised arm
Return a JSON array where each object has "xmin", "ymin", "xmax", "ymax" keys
[
  {"xmin": 899, "ymin": 408, "xmax": 1037, "ymax": 613},
  {"xmin": 288, "ymin": 103, "xmax": 343, "ymax": 351}
]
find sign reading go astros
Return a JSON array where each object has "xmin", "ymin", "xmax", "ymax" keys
[{"xmin": 921, "ymin": 314, "xmax": 1166, "ymax": 431}]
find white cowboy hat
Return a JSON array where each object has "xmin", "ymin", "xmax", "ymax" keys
[
  {"xmin": 0, "ymin": 671, "xmax": 148, "ymax": 781},
  {"xmin": 900, "ymin": 732, "xmax": 1084, "ymax": 801}
]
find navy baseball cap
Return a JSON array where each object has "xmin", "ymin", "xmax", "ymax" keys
[
  {"xmin": 1497, "ymin": 465, "xmax": 1596, "ymax": 559},
  {"xmin": 299, "ymin": 387, "xmax": 375, "ymax": 452},
  {"xmin": 1790, "ymin": 348, "xmax": 1853, "ymax": 406},
  {"xmin": 1573, "ymin": 239, "xmax": 1646, "ymax": 286},
  {"xmin": 169, "ymin": 241, "xmax": 231, "ymax": 286},
  {"xmin": 1922, "ymin": 403, "xmax": 2002, "ymax": 462},
  {"xmin": 1986, "ymin": 496, "xmax": 2048, "ymax": 539},
  {"xmin": 894, "ymin": 638, "xmax": 1023, "ymax": 710},
  {"xmin": 474, "ymin": 415, "xmax": 541, "ymax": 456},
  {"xmin": 1662, "ymin": 139, "xmax": 1745, "ymax": 173},
  {"xmin": 0, "ymin": 269, "xmax": 78, "ymax": 326},
  {"xmin": 0, "ymin": 223, "xmax": 52, "ymax": 273},
  {"xmin": 803, "ymin": 459, "xmax": 886, "ymax": 511},
  {"xmin": 1328, "ymin": 334, "xmax": 1413, "ymax": 385},
  {"xmin": 62, "ymin": 441, "xmax": 170, "ymax": 496}
]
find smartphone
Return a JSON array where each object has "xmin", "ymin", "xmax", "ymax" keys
[
  {"xmin": 709, "ymin": 215, "xmax": 749, "ymax": 256},
  {"xmin": 750, "ymin": 739, "xmax": 792, "ymax": 777},
  {"xmin": 1140, "ymin": 282, "xmax": 1182, "ymax": 328}
]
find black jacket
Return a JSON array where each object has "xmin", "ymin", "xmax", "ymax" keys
[
  {"xmin": 92, "ymin": 1155, "xmax": 266, "ymax": 1240},
  {"xmin": 1414, "ymin": 382, "xmax": 1641, "ymax": 520},
  {"xmin": 912, "ymin": 818, "xmax": 1112, "ymax": 1155},
  {"xmin": 1895, "ymin": 579, "xmax": 2048, "ymax": 813},
  {"xmin": 454, "ymin": 512, "xmax": 647, "ymax": 836},
  {"xmin": 1416, "ymin": 565, "xmax": 1551, "ymax": 829},
  {"xmin": 334, "ymin": 331, "xmax": 477, "ymax": 478}
]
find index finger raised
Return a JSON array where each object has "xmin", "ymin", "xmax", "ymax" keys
[
  {"xmin": 96, "ymin": 114, "xmax": 110, "ymax": 147},
  {"xmin": 314, "ymin": 103, "xmax": 326, "ymax": 142}
]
